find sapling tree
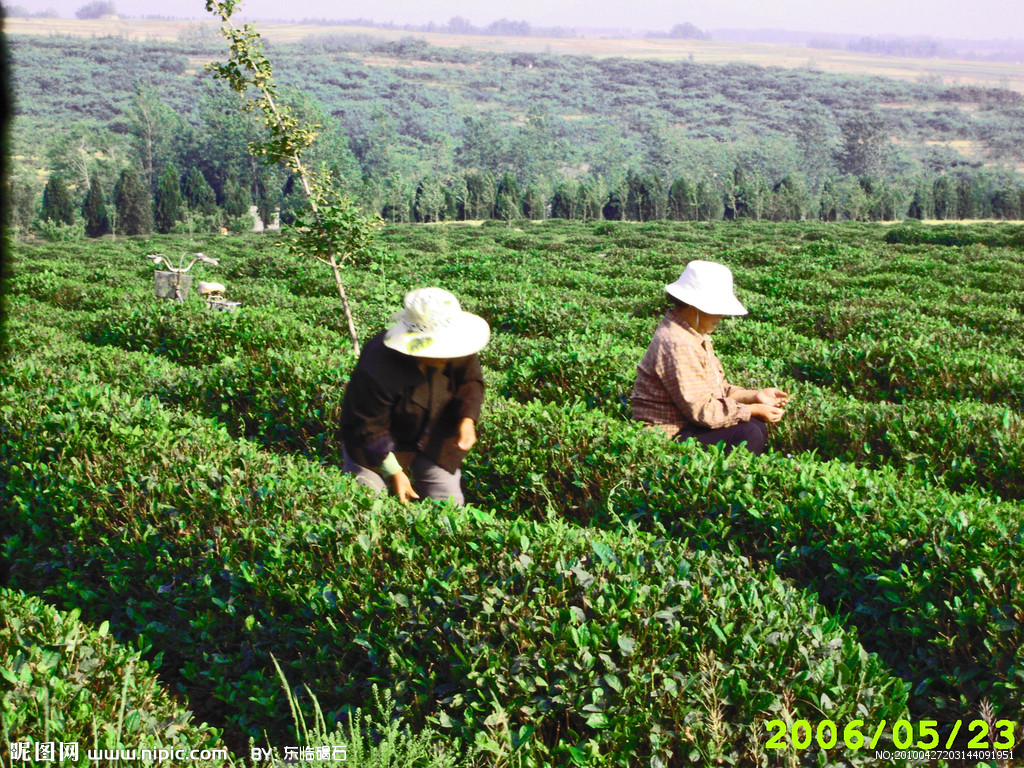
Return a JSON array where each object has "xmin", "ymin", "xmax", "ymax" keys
[{"xmin": 204, "ymin": 0, "xmax": 380, "ymax": 355}]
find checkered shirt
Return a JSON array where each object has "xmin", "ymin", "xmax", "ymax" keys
[{"xmin": 630, "ymin": 311, "xmax": 751, "ymax": 437}]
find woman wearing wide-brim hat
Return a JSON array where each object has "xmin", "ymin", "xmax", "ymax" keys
[
  {"xmin": 630, "ymin": 260, "xmax": 790, "ymax": 455},
  {"xmin": 341, "ymin": 287, "xmax": 490, "ymax": 504}
]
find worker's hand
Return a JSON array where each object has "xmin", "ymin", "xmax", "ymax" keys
[
  {"xmin": 456, "ymin": 417, "xmax": 477, "ymax": 451},
  {"xmin": 390, "ymin": 470, "xmax": 420, "ymax": 504},
  {"xmin": 754, "ymin": 388, "xmax": 790, "ymax": 407},
  {"xmin": 750, "ymin": 403, "xmax": 786, "ymax": 423}
]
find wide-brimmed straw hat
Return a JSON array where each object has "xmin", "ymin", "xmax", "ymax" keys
[
  {"xmin": 665, "ymin": 260, "xmax": 747, "ymax": 316},
  {"xmin": 384, "ymin": 288, "xmax": 491, "ymax": 358}
]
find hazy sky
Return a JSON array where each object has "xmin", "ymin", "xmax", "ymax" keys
[{"xmin": 8, "ymin": 0, "xmax": 1024, "ymax": 40}]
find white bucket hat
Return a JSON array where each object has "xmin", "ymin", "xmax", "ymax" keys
[
  {"xmin": 384, "ymin": 288, "xmax": 491, "ymax": 358},
  {"xmin": 665, "ymin": 260, "xmax": 747, "ymax": 316}
]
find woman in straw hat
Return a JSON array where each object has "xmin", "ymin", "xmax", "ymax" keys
[
  {"xmin": 341, "ymin": 287, "xmax": 490, "ymax": 505},
  {"xmin": 630, "ymin": 260, "xmax": 789, "ymax": 455}
]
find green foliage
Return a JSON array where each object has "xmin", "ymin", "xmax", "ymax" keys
[
  {"xmin": 205, "ymin": 0, "xmax": 383, "ymax": 353},
  {"xmin": 268, "ymin": 671, "xmax": 467, "ymax": 768},
  {"xmin": 83, "ymin": 301, "xmax": 340, "ymax": 367},
  {"xmin": 182, "ymin": 167, "xmax": 219, "ymax": 216},
  {"xmin": 114, "ymin": 167, "xmax": 154, "ymax": 236},
  {"xmin": 5, "ymin": 176, "xmax": 38, "ymax": 236},
  {"xmin": 0, "ymin": 363, "xmax": 908, "ymax": 763},
  {"xmin": 0, "ymin": 588, "xmax": 232, "ymax": 763},
  {"xmin": 885, "ymin": 222, "xmax": 1024, "ymax": 246},
  {"xmin": 11, "ymin": 30, "xmax": 1024, "ymax": 228},
  {"xmin": 36, "ymin": 218, "xmax": 86, "ymax": 242},
  {"xmin": 5, "ymin": 221, "xmax": 1024, "ymax": 763},
  {"xmin": 75, "ymin": 1, "xmax": 117, "ymax": 19},
  {"xmin": 287, "ymin": 182, "xmax": 382, "ymax": 266},
  {"xmin": 82, "ymin": 176, "xmax": 111, "ymax": 238},
  {"xmin": 220, "ymin": 172, "xmax": 250, "ymax": 219},
  {"xmin": 154, "ymin": 164, "xmax": 184, "ymax": 234},
  {"xmin": 40, "ymin": 173, "xmax": 75, "ymax": 225}
]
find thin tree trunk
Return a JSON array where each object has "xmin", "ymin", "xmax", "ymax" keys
[{"xmin": 330, "ymin": 250, "xmax": 360, "ymax": 357}]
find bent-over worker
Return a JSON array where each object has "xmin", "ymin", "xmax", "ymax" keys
[{"xmin": 341, "ymin": 287, "xmax": 490, "ymax": 505}]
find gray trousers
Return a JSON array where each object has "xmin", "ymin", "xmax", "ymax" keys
[{"xmin": 342, "ymin": 449, "xmax": 465, "ymax": 506}]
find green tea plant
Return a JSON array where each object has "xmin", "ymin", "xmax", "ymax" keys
[
  {"xmin": 0, "ymin": 589, "xmax": 233, "ymax": 766},
  {"xmin": 204, "ymin": 0, "xmax": 382, "ymax": 355},
  {"xmin": 1, "ymin": 356, "xmax": 909, "ymax": 765},
  {"xmin": 5, "ymin": 221, "xmax": 1024, "ymax": 764}
]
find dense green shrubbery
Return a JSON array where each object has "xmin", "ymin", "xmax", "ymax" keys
[
  {"xmin": 83, "ymin": 303, "xmax": 341, "ymax": 367},
  {"xmin": 885, "ymin": 222, "xmax": 1024, "ymax": 247},
  {"xmin": 777, "ymin": 388, "xmax": 1024, "ymax": 499},
  {"xmin": 180, "ymin": 343, "xmax": 355, "ymax": 457},
  {"xmin": 0, "ymin": 362, "xmax": 909, "ymax": 766},
  {"xmin": 0, "ymin": 589, "xmax": 232, "ymax": 764},
  {"xmin": 467, "ymin": 398, "xmax": 1024, "ymax": 723},
  {"xmin": 4, "ymin": 221, "xmax": 1024, "ymax": 763}
]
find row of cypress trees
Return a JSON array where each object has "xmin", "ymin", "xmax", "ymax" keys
[{"xmin": 37, "ymin": 164, "xmax": 250, "ymax": 237}]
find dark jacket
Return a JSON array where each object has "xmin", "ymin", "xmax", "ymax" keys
[{"xmin": 340, "ymin": 331, "xmax": 485, "ymax": 473}]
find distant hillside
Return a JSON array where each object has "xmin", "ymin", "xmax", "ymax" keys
[
  {"xmin": 6, "ymin": 17, "xmax": 1024, "ymax": 91},
  {"xmin": 7, "ymin": 20, "xmax": 1024, "ymax": 227}
]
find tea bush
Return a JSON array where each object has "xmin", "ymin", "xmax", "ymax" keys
[
  {"xmin": 0, "ymin": 363, "xmax": 910, "ymax": 765},
  {"xmin": 0, "ymin": 589, "xmax": 232, "ymax": 764},
  {"xmin": 5, "ymin": 221, "xmax": 1023, "ymax": 763},
  {"xmin": 467, "ymin": 398, "xmax": 1024, "ymax": 721},
  {"xmin": 83, "ymin": 303, "xmax": 341, "ymax": 367}
]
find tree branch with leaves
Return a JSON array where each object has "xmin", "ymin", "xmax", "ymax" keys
[{"xmin": 204, "ymin": 0, "xmax": 381, "ymax": 354}]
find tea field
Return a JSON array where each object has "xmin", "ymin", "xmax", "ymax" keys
[{"xmin": 2, "ymin": 219, "xmax": 1023, "ymax": 767}]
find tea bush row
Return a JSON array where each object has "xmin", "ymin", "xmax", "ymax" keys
[
  {"xmin": 10, "ymin": 298, "xmax": 1024, "ymax": 503},
  {"xmin": 464, "ymin": 397, "xmax": 1024, "ymax": 723},
  {"xmin": 0, "ymin": 360, "xmax": 911, "ymax": 766},
  {"xmin": 0, "ymin": 589, "xmax": 233, "ymax": 765}
]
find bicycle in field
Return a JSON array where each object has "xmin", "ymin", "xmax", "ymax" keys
[{"xmin": 146, "ymin": 252, "xmax": 241, "ymax": 311}]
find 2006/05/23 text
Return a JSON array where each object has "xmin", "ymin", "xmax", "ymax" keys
[{"xmin": 764, "ymin": 718, "xmax": 1017, "ymax": 752}]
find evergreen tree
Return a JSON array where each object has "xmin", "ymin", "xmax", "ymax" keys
[
  {"xmin": 6, "ymin": 177, "xmax": 38, "ymax": 235},
  {"xmin": 602, "ymin": 187, "xmax": 625, "ymax": 221},
  {"xmin": 41, "ymin": 174, "xmax": 75, "ymax": 225},
  {"xmin": 550, "ymin": 181, "xmax": 578, "ymax": 219},
  {"xmin": 494, "ymin": 172, "xmax": 521, "ymax": 223},
  {"xmin": 667, "ymin": 177, "xmax": 695, "ymax": 220},
  {"xmin": 221, "ymin": 172, "xmax": 250, "ymax": 220},
  {"xmin": 154, "ymin": 163, "xmax": 183, "ymax": 233},
  {"xmin": 81, "ymin": 176, "xmax": 110, "ymax": 237},
  {"xmin": 182, "ymin": 167, "xmax": 218, "ymax": 215},
  {"xmin": 256, "ymin": 183, "xmax": 281, "ymax": 231},
  {"xmin": 114, "ymin": 167, "xmax": 154, "ymax": 235}
]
